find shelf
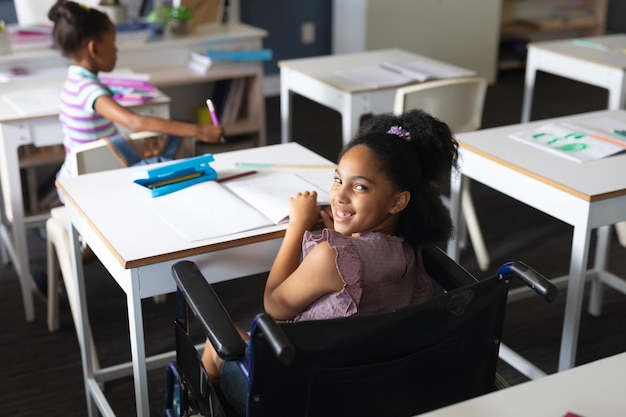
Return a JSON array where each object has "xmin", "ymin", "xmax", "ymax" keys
[
  {"xmin": 501, "ymin": 17, "xmax": 602, "ymax": 37},
  {"xmin": 498, "ymin": 0, "xmax": 607, "ymax": 70},
  {"xmin": 500, "ymin": 0, "xmax": 607, "ymax": 39},
  {"xmin": 145, "ymin": 61, "xmax": 263, "ymax": 88},
  {"xmin": 18, "ymin": 145, "xmax": 65, "ymax": 169}
]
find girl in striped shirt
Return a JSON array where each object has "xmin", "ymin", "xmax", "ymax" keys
[{"xmin": 48, "ymin": 1, "xmax": 224, "ymax": 185}]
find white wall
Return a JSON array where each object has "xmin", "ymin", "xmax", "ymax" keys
[
  {"xmin": 14, "ymin": 0, "xmax": 144, "ymax": 25},
  {"xmin": 15, "ymin": 0, "xmax": 99, "ymax": 25}
]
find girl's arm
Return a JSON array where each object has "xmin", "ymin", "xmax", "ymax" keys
[
  {"xmin": 94, "ymin": 95, "xmax": 223, "ymax": 143},
  {"xmin": 264, "ymin": 191, "xmax": 344, "ymax": 320}
]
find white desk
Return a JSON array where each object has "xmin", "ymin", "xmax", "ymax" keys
[
  {"xmin": 417, "ymin": 351, "xmax": 626, "ymax": 417},
  {"xmin": 447, "ymin": 109, "xmax": 626, "ymax": 372},
  {"xmin": 0, "ymin": 22, "xmax": 268, "ymax": 323},
  {"xmin": 278, "ymin": 48, "xmax": 475, "ymax": 145},
  {"xmin": 0, "ymin": 75, "xmax": 170, "ymax": 323},
  {"xmin": 0, "ymin": 22, "xmax": 268, "ymax": 142},
  {"xmin": 56, "ymin": 143, "xmax": 335, "ymax": 417},
  {"xmin": 521, "ymin": 34, "xmax": 626, "ymax": 123}
]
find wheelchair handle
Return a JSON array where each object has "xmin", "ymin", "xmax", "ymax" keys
[
  {"xmin": 497, "ymin": 261, "xmax": 558, "ymax": 302},
  {"xmin": 255, "ymin": 313, "xmax": 296, "ymax": 366}
]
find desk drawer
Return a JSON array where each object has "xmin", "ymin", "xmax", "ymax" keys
[
  {"xmin": 18, "ymin": 118, "xmax": 64, "ymax": 148},
  {"xmin": 133, "ymin": 103, "xmax": 170, "ymax": 119}
]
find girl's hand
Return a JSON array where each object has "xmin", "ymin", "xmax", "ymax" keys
[
  {"xmin": 196, "ymin": 124, "xmax": 224, "ymax": 143},
  {"xmin": 320, "ymin": 205, "xmax": 334, "ymax": 230},
  {"xmin": 288, "ymin": 191, "xmax": 321, "ymax": 231}
]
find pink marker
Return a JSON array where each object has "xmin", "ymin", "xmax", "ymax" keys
[{"xmin": 206, "ymin": 98, "xmax": 226, "ymax": 143}]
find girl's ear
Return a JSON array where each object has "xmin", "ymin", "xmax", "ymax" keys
[
  {"xmin": 390, "ymin": 190, "xmax": 410, "ymax": 214},
  {"xmin": 86, "ymin": 39, "xmax": 97, "ymax": 58}
]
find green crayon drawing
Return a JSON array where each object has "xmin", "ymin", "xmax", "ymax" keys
[{"xmin": 557, "ymin": 143, "xmax": 588, "ymax": 152}]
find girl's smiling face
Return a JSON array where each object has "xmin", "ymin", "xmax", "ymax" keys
[{"xmin": 329, "ymin": 145, "xmax": 409, "ymax": 236}]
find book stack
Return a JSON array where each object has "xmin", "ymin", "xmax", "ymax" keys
[
  {"xmin": 100, "ymin": 72, "xmax": 157, "ymax": 104},
  {"xmin": 205, "ymin": 49, "xmax": 273, "ymax": 62},
  {"xmin": 8, "ymin": 24, "xmax": 53, "ymax": 50},
  {"xmin": 187, "ymin": 49, "xmax": 272, "ymax": 74},
  {"xmin": 220, "ymin": 78, "xmax": 247, "ymax": 124},
  {"xmin": 187, "ymin": 51, "xmax": 213, "ymax": 74}
]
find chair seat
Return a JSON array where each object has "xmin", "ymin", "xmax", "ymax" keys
[{"xmin": 393, "ymin": 76, "xmax": 490, "ymax": 271}]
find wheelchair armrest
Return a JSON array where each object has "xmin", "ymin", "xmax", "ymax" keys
[
  {"xmin": 172, "ymin": 261, "xmax": 247, "ymax": 360},
  {"xmin": 498, "ymin": 261, "xmax": 558, "ymax": 302},
  {"xmin": 252, "ymin": 313, "xmax": 295, "ymax": 366},
  {"xmin": 422, "ymin": 243, "xmax": 479, "ymax": 291}
]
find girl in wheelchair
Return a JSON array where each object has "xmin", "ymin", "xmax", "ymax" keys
[{"xmin": 202, "ymin": 109, "xmax": 459, "ymax": 415}]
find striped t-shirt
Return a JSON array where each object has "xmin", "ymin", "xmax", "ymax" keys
[{"xmin": 57, "ymin": 65, "xmax": 118, "ymax": 179}]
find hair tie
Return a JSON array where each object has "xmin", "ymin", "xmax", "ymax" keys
[
  {"xmin": 79, "ymin": 3, "xmax": 90, "ymax": 10},
  {"xmin": 387, "ymin": 125, "xmax": 411, "ymax": 141}
]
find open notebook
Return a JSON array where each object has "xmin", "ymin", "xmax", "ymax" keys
[
  {"xmin": 146, "ymin": 171, "xmax": 330, "ymax": 241},
  {"xmin": 335, "ymin": 57, "xmax": 475, "ymax": 89},
  {"xmin": 508, "ymin": 117, "xmax": 626, "ymax": 163}
]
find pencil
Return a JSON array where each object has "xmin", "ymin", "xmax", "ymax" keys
[
  {"xmin": 217, "ymin": 170, "xmax": 258, "ymax": 183},
  {"xmin": 148, "ymin": 171, "xmax": 203, "ymax": 189},
  {"xmin": 234, "ymin": 162, "xmax": 336, "ymax": 170}
]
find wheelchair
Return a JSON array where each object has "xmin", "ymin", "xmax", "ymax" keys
[{"xmin": 164, "ymin": 244, "xmax": 557, "ymax": 417}]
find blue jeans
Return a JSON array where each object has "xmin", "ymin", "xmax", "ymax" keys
[{"xmin": 219, "ymin": 342, "xmax": 250, "ymax": 416}]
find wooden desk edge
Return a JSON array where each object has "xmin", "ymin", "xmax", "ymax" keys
[
  {"xmin": 126, "ymin": 229, "xmax": 286, "ymax": 269},
  {"xmin": 459, "ymin": 142, "xmax": 626, "ymax": 203},
  {"xmin": 58, "ymin": 180, "xmax": 289, "ymax": 270}
]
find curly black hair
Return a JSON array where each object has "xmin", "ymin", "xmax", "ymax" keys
[{"xmin": 339, "ymin": 109, "xmax": 459, "ymax": 247}]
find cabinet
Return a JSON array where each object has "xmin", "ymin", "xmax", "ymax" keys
[{"xmin": 332, "ymin": 0, "xmax": 502, "ymax": 84}]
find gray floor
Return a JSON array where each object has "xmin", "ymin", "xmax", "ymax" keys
[{"xmin": 2, "ymin": 67, "xmax": 626, "ymax": 416}]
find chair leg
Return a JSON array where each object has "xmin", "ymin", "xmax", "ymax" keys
[
  {"xmin": 46, "ymin": 221, "xmax": 61, "ymax": 333},
  {"xmin": 58, "ymin": 239, "xmax": 101, "ymax": 371},
  {"xmin": 0, "ymin": 233, "xmax": 8, "ymax": 266},
  {"xmin": 461, "ymin": 178, "xmax": 490, "ymax": 271},
  {"xmin": 614, "ymin": 221, "xmax": 626, "ymax": 247},
  {"xmin": 47, "ymin": 216, "xmax": 101, "ymax": 371}
]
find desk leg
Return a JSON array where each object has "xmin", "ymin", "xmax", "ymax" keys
[
  {"xmin": 0, "ymin": 185, "xmax": 8, "ymax": 266},
  {"xmin": 0, "ymin": 231, "xmax": 7, "ymax": 266},
  {"xmin": 0, "ymin": 123, "xmax": 35, "ymax": 321},
  {"xmin": 607, "ymin": 73, "xmax": 626, "ymax": 248},
  {"xmin": 558, "ymin": 222, "xmax": 592, "ymax": 371},
  {"xmin": 446, "ymin": 168, "xmax": 463, "ymax": 262},
  {"xmin": 521, "ymin": 49, "xmax": 538, "ymax": 123},
  {"xmin": 127, "ymin": 270, "xmax": 150, "ymax": 417},
  {"xmin": 607, "ymin": 72, "xmax": 626, "ymax": 110},
  {"xmin": 341, "ymin": 97, "xmax": 365, "ymax": 146},
  {"xmin": 588, "ymin": 225, "xmax": 611, "ymax": 317},
  {"xmin": 280, "ymin": 68, "xmax": 293, "ymax": 144}
]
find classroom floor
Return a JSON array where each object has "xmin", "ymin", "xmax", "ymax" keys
[{"xmin": 2, "ymin": 67, "xmax": 626, "ymax": 416}]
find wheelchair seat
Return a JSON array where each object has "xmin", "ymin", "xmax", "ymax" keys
[{"xmin": 165, "ymin": 244, "xmax": 557, "ymax": 417}]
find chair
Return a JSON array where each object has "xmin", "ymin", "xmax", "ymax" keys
[
  {"xmin": 46, "ymin": 132, "xmax": 195, "ymax": 370},
  {"xmin": 393, "ymin": 76, "xmax": 490, "ymax": 271},
  {"xmin": 165, "ymin": 244, "xmax": 557, "ymax": 417}
]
